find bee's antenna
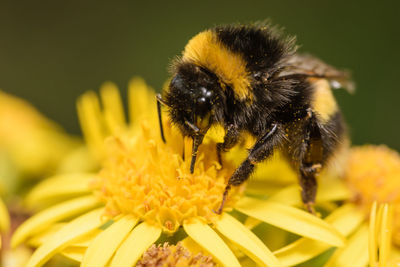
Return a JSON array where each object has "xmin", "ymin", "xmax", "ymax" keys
[{"xmin": 156, "ymin": 94, "xmax": 167, "ymax": 143}]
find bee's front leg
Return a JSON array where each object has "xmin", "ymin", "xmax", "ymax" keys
[{"xmin": 215, "ymin": 123, "xmax": 284, "ymax": 214}]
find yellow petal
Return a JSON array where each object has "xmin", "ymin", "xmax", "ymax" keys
[
  {"xmin": 245, "ymin": 180, "xmax": 291, "ymax": 196},
  {"xmin": 82, "ymin": 215, "xmax": 138, "ymax": 267},
  {"xmin": 379, "ymin": 204, "xmax": 392, "ymax": 267},
  {"xmin": 183, "ymin": 218, "xmax": 241, "ymax": 267},
  {"xmin": 244, "ymin": 216, "xmax": 263, "ymax": 229},
  {"xmin": 26, "ymin": 173, "xmax": 94, "ymax": 207},
  {"xmin": 215, "ymin": 213, "xmax": 282, "ymax": 267},
  {"xmin": 325, "ymin": 203, "xmax": 365, "ymax": 236},
  {"xmin": 28, "ymin": 223, "xmax": 66, "ymax": 247},
  {"xmin": 369, "ymin": 201, "xmax": 378, "ymax": 265},
  {"xmin": 180, "ymin": 236, "xmax": 208, "ymax": 255},
  {"xmin": 12, "ymin": 195, "xmax": 101, "ymax": 248},
  {"xmin": 0, "ymin": 197, "xmax": 10, "ymax": 232},
  {"xmin": 267, "ymin": 185, "xmax": 300, "ymax": 206},
  {"xmin": 109, "ymin": 222, "xmax": 161, "ymax": 267},
  {"xmin": 128, "ymin": 77, "xmax": 155, "ymax": 126},
  {"xmin": 77, "ymin": 91, "xmax": 105, "ymax": 157},
  {"xmin": 235, "ymin": 197, "xmax": 345, "ymax": 247},
  {"xmin": 61, "ymin": 246, "xmax": 86, "ymax": 262},
  {"xmin": 325, "ymin": 223, "xmax": 369, "ymax": 267},
  {"xmin": 68, "ymin": 229, "xmax": 102, "ymax": 248},
  {"xmin": 26, "ymin": 208, "xmax": 104, "ymax": 267},
  {"xmin": 100, "ymin": 82, "xmax": 126, "ymax": 130},
  {"xmin": 274, "ymin": 203, "xmax": 364, "ymax": 266},
  {"xmin": 269, "ymin": 180, "xmax": 351, "ymax": 206}
]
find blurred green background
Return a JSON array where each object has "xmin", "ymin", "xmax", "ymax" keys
[{"xmin": 0, "ymin": 0, "xmax": 399, "ymax": 150}]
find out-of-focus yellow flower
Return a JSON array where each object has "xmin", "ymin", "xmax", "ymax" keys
[
  {"xmin": 0, "ymin": 91, "xmax": 95, "ymax": 195},
  {"xmin": 270, "ymin": 145, "xmax": 400, "ymax": 267},
  {"xmin": 12, "ymin": 78, "xmax": 345, "ymax": 267},
  {"xmin": 340, "ymin": 145, "xmax": 400, "ymax": 267},
  {"xmin": 345, "ymin": 145, "xmax": 400, "ymax": 245}
]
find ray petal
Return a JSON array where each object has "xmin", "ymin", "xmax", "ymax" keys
[
  {"xmin": 235, "ymin": 197, "xmax": 345, "ymax": 247},
  {"xmin": 128, "ymin": 77, "xmax": 155, "ymax": 125},
  {"xmin": 27, "ymin": 223, "xmax": 66, "ymax": 247},
  {"xmin": 379, "ymin": 204, "xmax": 392, "ymax": 267},
  {"xmin": 82, "ymin": 215, "xmax": 139, "ymax": 267},
  {"xmin": 77, "ymin": 91, "xmax": 105, "ymax": 156},
  {"xmin": 274, "ymin": 203, "xmax": 364, "ymax": 266},
  {"xmin": 26, "ymin": 208, "xmax": 104, "ymax": 267},
  {"xmin": 269, "ymin": 180, "xmax": 351, "ymax": 206},
  {"xmin": 12, "ymin": 195, "xmax": 101, "ymax": 248},
  {"xmin": 26, "ymin": 173, "xmax": 94, "ymax": 207},
  {"xmin": 109, "ymin": 222, "xmax": 161, "ymax": 267},
  {"xmin": 324, "ymin": 223, "xmax": 369, "ymax": 267},
  {"xmin": 183, "ymin": 218, "xmax": 241, "ymax": 267},
  {"xmin": 61, "ymin": 246, "xmax": 86, "ymax": 263},
  {"xmin": 100, "ymin": 82, "xmax": 126, "ymax": 129},
  {"xmin": 368, "ymin": 201, "xmax": 377, "ymax": 265},
  {"xmin": 215, "ymin": 213, "xmax": 282, "ymax": 267},
  {"xmin": 68, "ymin": 229, "xmax": 102, "ymax": 248}
]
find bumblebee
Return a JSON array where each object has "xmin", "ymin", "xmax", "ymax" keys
[{"xmin": 157, "ymin": 22, "xmax": 353, "ymax": 213}]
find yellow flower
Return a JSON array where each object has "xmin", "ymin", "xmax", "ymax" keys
[
  {"xmin": 274, "ymin": 145, "xmax": 400, "ymax": 266},
  {"xmin": 12, "ymin": 78, "xmax": 345, "ymax": 267},
  {"xmin": 0, "ymin": 90, "xmax": 95, "ymax": 195},
  {"xmin": 345, "ymin": 145, "xmax": 400, "ymax": 243},
  {"xmin": 338, "ymin": 145, "xmax": 400, "ymax": 267}
]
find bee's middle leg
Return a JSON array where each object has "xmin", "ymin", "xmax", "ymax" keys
[
  {"xmin": 216, "ymin": 124, "xmax": 239, "ymax": 165},
  {"xmin": 215, "ymin": 123, "xmax": 283, "ymax": 214}
]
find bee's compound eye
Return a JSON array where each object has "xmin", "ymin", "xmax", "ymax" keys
[{"xmin": 171, "ymin": 74, "xmax": 184, "ymax": 89}]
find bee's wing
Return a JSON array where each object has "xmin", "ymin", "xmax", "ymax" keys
[{"xmin": 280, "ymin": 53, "xmax": 355, "ymax": 93}]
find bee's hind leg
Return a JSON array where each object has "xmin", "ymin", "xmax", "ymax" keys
[
  {"xmin": 215, "ymin": 123, "xmax": 284, "ymax": 214},
  {"xmin": 298, "ymin": 111, "xmax": 324, "ymax": 214},
  {"xmin": 299, "ymin": 163, "xmax": 321, "ymax": 214}
]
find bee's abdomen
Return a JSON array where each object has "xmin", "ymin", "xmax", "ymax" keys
[{"xmin": 310, "ymin": 78, "xmax": 339, "ymax": 124}]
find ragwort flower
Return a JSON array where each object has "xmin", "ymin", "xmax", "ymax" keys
[
  {"xmin": 270, "ymin": 145, "xmax": 400, "ymax": 266},
  {"xmin": 12, "ymin": 78, "xmax": 345, "ymax": 267}
]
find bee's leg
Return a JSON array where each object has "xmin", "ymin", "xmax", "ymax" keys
[
  {"xmin": 215, "ymin": 123, "xmax": 283, "ymax": 214},
  {"xmin": 216, "ymin": 124, "xmax": 239, "ymax": 165},
  {"xmin": 299, "ymin": 163, "xmax": 321, "ymax": 214},
  {"xmin": 298, "ymin": 111, "xmax": 323, "ymax": 214}
]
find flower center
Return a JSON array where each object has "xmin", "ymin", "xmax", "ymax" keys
[
  {"xmin": 92, "ymin": 121, "xmax": 244, "ymax": 233},
  {"xmin": 137, "ymin": 242, "xmax": 216, "ymax": 267},
  {"xmin": 344, "ymin": 145, "xmax": 400, "ymax": 246}
]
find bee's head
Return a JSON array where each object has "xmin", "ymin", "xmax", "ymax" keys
[
  {"xmin": 165, "ymin": 63, "xmax": 221, "ymax": 136},
  {"xmin": 164, "ymin": 63, "xmax": 222, "ymax": 172}
]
